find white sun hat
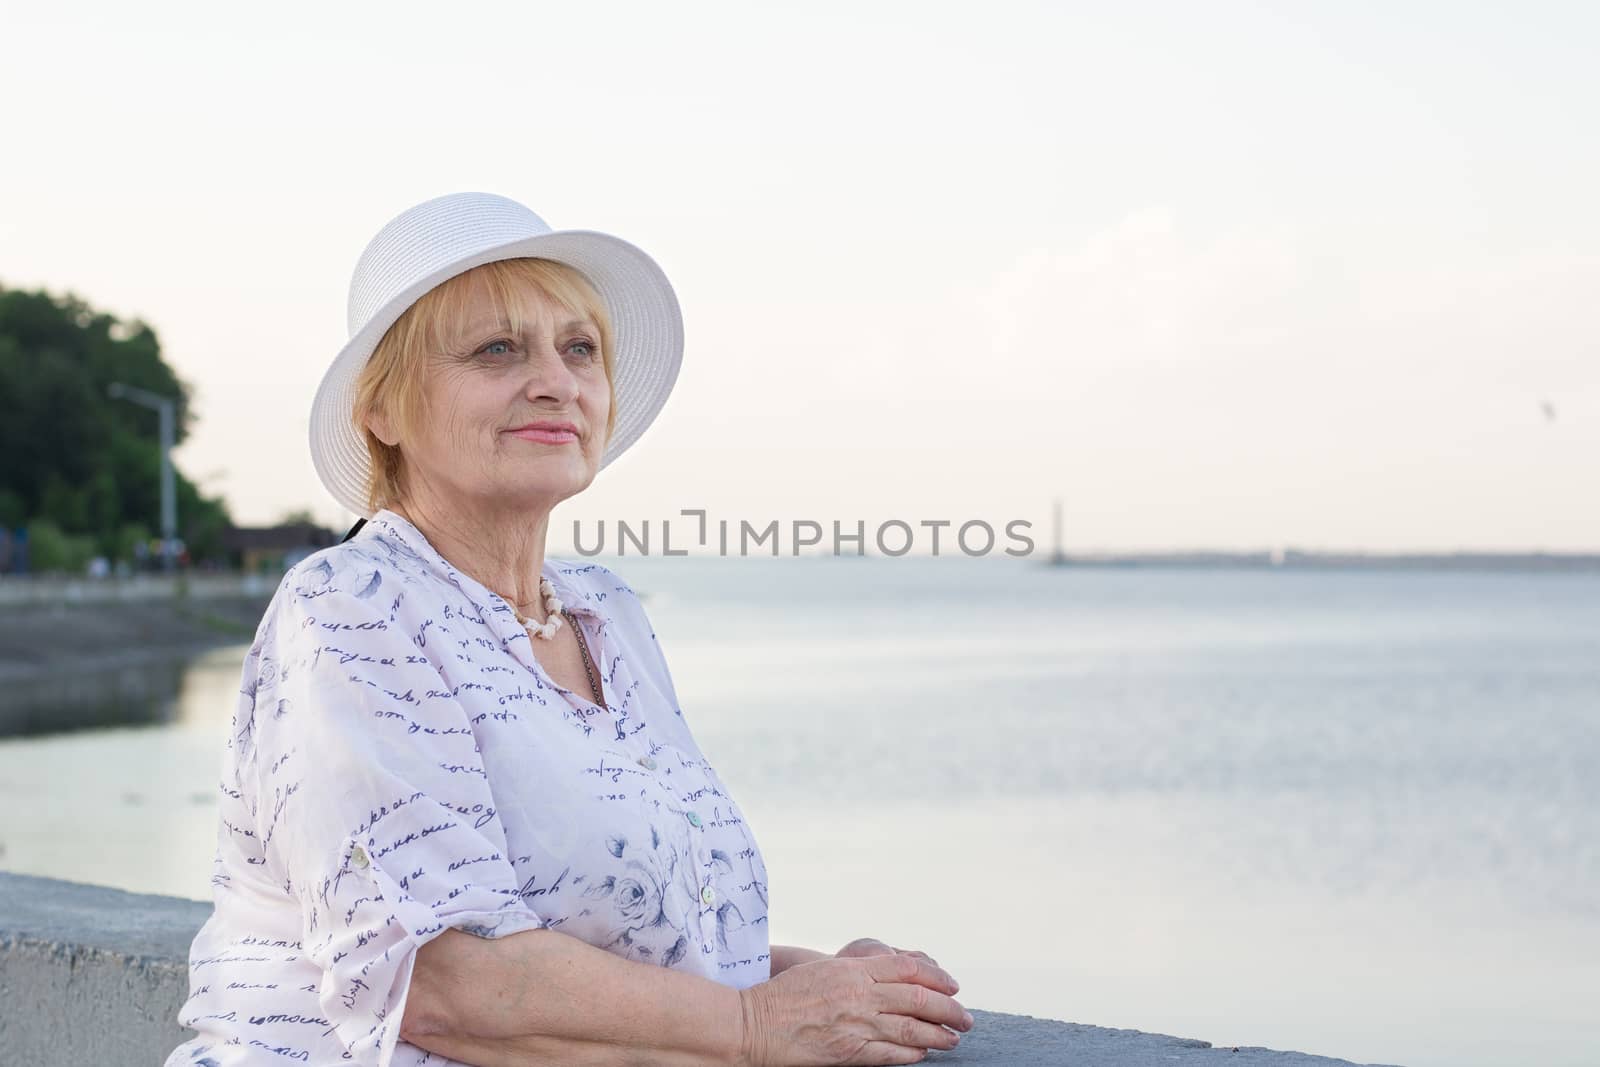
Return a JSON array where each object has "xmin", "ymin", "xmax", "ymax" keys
[{"xmin": 309, "ymin": 190, "xmax": 684, "ymax": 519}]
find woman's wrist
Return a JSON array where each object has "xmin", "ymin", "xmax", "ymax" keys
[{"xmin": 768, "ymin": 943, "xmax": 833, "ymax": 976}]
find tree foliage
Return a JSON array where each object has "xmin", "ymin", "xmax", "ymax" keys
[{"xmin": 0, "ymin": 282, "xmax": 233, "ymax": 563}]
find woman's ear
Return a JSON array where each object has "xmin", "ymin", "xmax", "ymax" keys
[{"xmin": 365, "ymin": 408, "xmax": 400, "ymax": 447}]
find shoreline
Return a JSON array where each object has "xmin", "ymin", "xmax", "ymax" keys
[{"xmin": 0, "ymin": 595, "xmax": 268, "ymax": 681}]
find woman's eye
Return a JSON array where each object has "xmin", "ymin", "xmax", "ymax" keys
[{"xmin": 475, "ymin": 338, "xmax": 595, "ymax": 361}]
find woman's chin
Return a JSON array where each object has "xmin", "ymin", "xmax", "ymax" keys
[{"xmin": 500, "ymin": 462, "xmax": 597, "ymax": 500}]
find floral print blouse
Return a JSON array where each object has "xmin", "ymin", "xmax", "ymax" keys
[{"xmin": 166, "ymin": 509, "xmax": 772, "ymax": 1066}]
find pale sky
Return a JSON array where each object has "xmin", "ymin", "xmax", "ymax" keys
[{"xmin": 3, "ymin": 1, "xmax": 1596, "ymax": 552}]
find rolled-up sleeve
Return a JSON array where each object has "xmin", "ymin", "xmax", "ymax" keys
[{"xmin": 244, "ymin": 570, "xmax": 547, "ymax": 1065}]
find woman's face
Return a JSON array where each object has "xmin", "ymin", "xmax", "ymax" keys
[{"xmin": 382, "ymin": 270, "xmax": 611, "ymax": 514}]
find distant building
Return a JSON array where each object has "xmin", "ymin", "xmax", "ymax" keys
[{"xmin": 222, "ymin": 521, "xmax": 339, "ymax": 574}]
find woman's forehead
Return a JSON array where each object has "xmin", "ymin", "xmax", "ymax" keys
[
  {"xmin": 456, "ymin": 273, "xmax": 595, "ymax": 331},
  {"xmin": 459, "ymin": 310, "xmax": 599, "ymax": 336}
]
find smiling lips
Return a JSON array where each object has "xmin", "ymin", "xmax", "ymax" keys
[{"xmin": 506, "ymin": 420, "xmax": 579, "ymax": 445}]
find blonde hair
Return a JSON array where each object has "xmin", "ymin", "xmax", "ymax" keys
[{"xmin": 352, "ymin": 257, "xmax": 617, "ymax": 514}]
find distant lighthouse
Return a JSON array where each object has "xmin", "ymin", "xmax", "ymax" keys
[{"xmin": 1050, "ymin": 497, "xmax": 1067, "ymax": 566}]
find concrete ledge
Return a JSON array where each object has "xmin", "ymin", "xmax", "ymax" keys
[
  {"xmin": 0, "ymin": 871, "xmax": 211, "ymax": 1064},
  {"xmin": 0, "ymin": 871, "xmax": 1406, "ymax": 1065}
]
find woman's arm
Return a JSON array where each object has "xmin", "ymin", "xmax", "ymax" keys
[
  {"xmin": 401, "ymin": 926, "xmax": 749, "ymax": 1066},
  {"xmin": 769, "ymin": 943, "xmax": 833, "ymax": 976}
]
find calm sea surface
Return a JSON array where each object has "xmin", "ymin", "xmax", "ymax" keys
[{"xmin": 1, "ymin": 557, "xmax": 1595, "ymax": 1067}]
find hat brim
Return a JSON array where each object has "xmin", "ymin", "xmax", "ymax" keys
[{"xmin": 309, "ymin": 229, "xmax": 684, "ymax": 519}]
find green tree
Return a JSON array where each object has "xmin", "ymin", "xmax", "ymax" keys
[{"xmin": 0, "ymin": 283, "xmax": 234, "ymax": 567}]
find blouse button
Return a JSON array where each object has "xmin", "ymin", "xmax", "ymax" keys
[
  {"xmin": 637, "ymin": 755, "xmax": 658, "ymax": 770},
  {"xmin": 701, "ymin": 884, "xmax": 717, "ymax": 906},
  {"xmin": 685, "ymin": 811, "xmax": 702, "ymax": 828},
  {"xmin": 351, "ymin": 845, "xmax": 370, "ymax": 869}
]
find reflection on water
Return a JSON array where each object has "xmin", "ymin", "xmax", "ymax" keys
[
  {"xmin": 0, "ymin": 643, "xmax": 248, "ymax": 895},
  {"xmin": 0, "ymin": 657, "xmax": 195, "ymax": 737}
]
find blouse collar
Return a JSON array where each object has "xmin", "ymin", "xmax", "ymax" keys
[{"xmin": 362, "ymin": 508, "xmax": 603, "ymax": 622}]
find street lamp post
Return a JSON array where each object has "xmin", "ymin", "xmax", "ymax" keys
[{"xmin": 107, "ymin": 382, "xmax": 178, "ymax": 571}]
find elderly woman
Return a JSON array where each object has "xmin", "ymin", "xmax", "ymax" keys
[{"xmin": 167, "ymin": 192, "xmax": 972, "ymax": 1067}]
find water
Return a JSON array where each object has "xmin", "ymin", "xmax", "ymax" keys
[{"xmin": 1, "ymin": 558, "xmax": 1595, "ymax": 1067}]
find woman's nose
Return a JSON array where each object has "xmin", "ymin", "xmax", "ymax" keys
[{"xmin": 521, "ymin": 343, "xmax": 581, "ymax": 401}]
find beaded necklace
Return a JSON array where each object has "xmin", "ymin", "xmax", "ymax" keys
[{"xmin": 514, "ymin": 576, "xmax": 605, "ymax": 709}]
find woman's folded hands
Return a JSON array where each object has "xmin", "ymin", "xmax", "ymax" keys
[{"xmin": 738, "ymin": 951, "xmax": 973, "ymax": 1065}]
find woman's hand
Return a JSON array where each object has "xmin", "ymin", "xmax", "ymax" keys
[
  {"xmin": 834, "ymin": 938, "xmax": 942, "ymax": 971},
  {"xmin": 737, "ymin": 953, "xmax": 972, "ymax": 1066}
]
